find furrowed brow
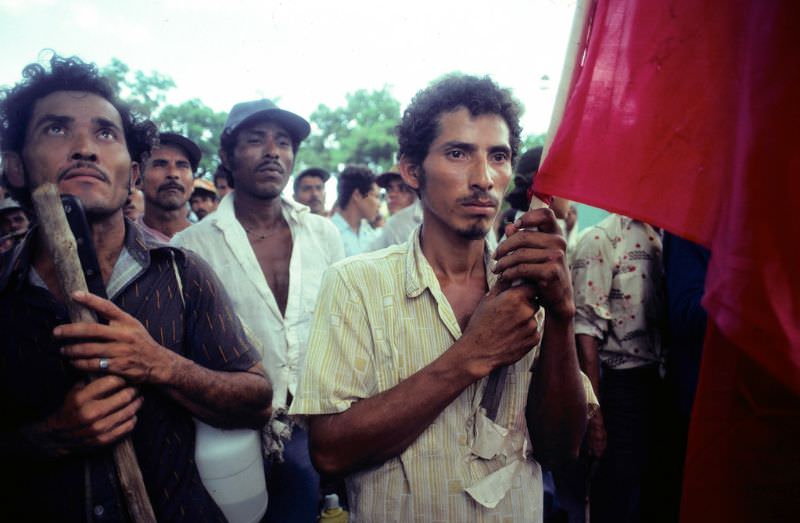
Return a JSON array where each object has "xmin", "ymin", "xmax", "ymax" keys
[
  {"xmin": 93, "ymin": 117, "xmax": 122, "ymax": 131},
  {"xmin": 489, "ymin": 144, "xmax": 512, "ymax": 155},
  {"xmin": 33, "ymin": 114, "xmax": 73, "ymax": 130},
  {"xmin": 442, "ymin": 141, "xmax": 477, "ymax": 152}
]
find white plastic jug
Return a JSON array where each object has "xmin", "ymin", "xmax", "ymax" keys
[{"xmin": 194, "ymin": 419, "xmax": 268, "ymax": 523}]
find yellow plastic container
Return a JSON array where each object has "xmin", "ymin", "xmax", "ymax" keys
[{"xmin": 319, "ymin": 494, "xmax": 349, "ymax": 523}]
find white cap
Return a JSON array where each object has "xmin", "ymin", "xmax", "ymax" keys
[
  {"xmin": 323, "ymin": 494, "xmax": 341, "ymax": 510},
  {"xmin": 0, "ymin": 197, "xmax": 22, "ymax": 213}
]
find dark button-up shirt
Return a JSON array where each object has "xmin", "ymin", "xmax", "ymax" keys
[{"xmin": 0, "ymin": 222, "xmax": 261, "ymax": 522}]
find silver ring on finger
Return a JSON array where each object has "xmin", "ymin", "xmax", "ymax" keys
[{"xmin": 99, "ymin": 357, "xmax": 110, "ymax": 370}]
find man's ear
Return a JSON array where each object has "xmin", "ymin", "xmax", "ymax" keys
[
  {"xmin": 129, "ymin": 161, "xmax": 141, "ymax": 191},
  {"xmin": 1, "ymin": 151, "xmax": 26, "ymax": 189},
  {"xmin": 398, "ymin": 155, "xmax": 420, "ymax": 190},
  {"xmin": 219, "ymin": 148, "xmax": 231, "ymax": 171}
]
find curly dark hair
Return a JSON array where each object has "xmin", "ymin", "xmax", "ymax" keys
[
  {"xmin": 0, "ymin": 53, "xmax": 157, "ymax": 203},
  {"xmin": 337, "ymin": 164, "xmax": 376, "ymax": 209},
  {"xmin": 397, "ymin": 74, "xmax": 523, "ymax": 167}
]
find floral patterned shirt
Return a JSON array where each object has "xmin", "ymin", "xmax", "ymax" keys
[{"xmin": 571, "ymin": 214, "xmax": 665, "ymax": 369}]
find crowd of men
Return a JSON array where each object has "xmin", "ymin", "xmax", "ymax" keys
[{"xmin": 0, "ymin": 53, "xmax": 694, "ymax": 523}]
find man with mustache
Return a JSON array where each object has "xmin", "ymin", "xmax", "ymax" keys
[
  {"xmin": 0, "ymin": 54, "xmax": 271, "ymax": 522},
  {"xmin": 136, "ymin": 132, "xmax": 201, "ymax": 243},
  {"xmin": 293, "ymin": 167, "xmax": 329, "ymax": 215},
  {"xmin": 173, "ymin": 99, "xmax": 344, "ymax": 523},
  {"xmin": 291, "ymin": 74, "xmax": 597, "ymax": 522}
]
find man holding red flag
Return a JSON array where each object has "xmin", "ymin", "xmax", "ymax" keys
[{"xmin": 291, "ymin": 74, "xmax": 597, "ymax": 522}]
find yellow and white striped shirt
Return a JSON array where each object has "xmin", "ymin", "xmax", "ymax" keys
[{"xmin": 292, "ymin": 227, "xmax": 585, "ymax": 522}]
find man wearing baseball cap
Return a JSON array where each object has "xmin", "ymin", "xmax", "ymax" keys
[
  {"xmin": 136, "ymin": 132, "xmax": 201, "ymax": 243},
  {"xmin": 0, "ymin": 196, "xmax": 30, "ymax": 254},
  {"xmin": 368, "ymin": 165, "xmax": 422, "ymax": 251},
  {"xmin": 173, "ymin": 99, "xmax": 344, "ymax": 523},
  {"xmin": 376, "ymin": 165, "xmax": 416, "ymax": 216},
  {"xmin": 189, "ymin": 178, "xmax": 218, "ymax": 220}
]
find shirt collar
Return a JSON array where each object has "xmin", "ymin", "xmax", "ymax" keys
[
  {"xmin": 124, "ymin": 218, "xmax": 151, "ymax": 266},
  {"xmin": 404, "ymin": 224, "xmax": 497, "ymax": 298},
  {"xmin": 212, "ymin": 191, "xmax": 308, "ymax": 231},
  {"xmin": 2, "ymin": 219, "xmax": 150, "ymax": 294}
]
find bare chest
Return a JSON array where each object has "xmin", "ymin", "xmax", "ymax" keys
[
  {"xmin": 441, "ymin": 280, "xmax": 487, "ymax": 332},
  {"xmin": 249, "ymin": 230, "xmax": 293, "ymax": 317}
]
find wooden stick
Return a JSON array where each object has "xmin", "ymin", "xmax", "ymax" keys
[
  {"xmin": 31, "ymin": 184, "xmax": 156, "ymax": 523},
  {"xmin": 539, "ymin": 0, "xmax": 594, "ymax": 218},
  {"xmin": 481, "ymin": 0, "xmax": 597, "ymax": 418}
]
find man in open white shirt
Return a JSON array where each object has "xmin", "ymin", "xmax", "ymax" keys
[{"xmin": 173, "ymin": 99, "xmax": 344, "ymax": 523}]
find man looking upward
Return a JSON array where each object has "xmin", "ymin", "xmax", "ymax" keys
[{"xmin": 0, "ymin": 54, "xmax": 271, "ymax": 522}]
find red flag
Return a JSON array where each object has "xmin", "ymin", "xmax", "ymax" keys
[{"xmin": 536, "ymin": 0, "xmax": 800, "ymax": 520}]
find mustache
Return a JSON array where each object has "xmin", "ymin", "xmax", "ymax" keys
[
  {"xmin": 256, "ymin": 159, "xmax": 284, "ymax": 174},
  {"xmin": 157, "ymin": 181, "xmax": 186, "ymax": 192},
  {"xmin": 57, "ymin": 161, "xmax": 110, "ymax": 183},
  {"xmin": 457, "ymin": 190, "xmax": 500, "ymax": 208}
]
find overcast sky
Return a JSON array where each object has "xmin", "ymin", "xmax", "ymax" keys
[{"xmin": 1, "ymin": 0, "xmax": 577, "ymax": 137}]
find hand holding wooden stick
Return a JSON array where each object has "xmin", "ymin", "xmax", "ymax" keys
[{"xmin": 31, "ymin": 183, "xmax": 156, "ymax": 523}]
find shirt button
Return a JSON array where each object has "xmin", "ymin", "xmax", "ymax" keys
[{"xmin": 93, "ymin": 505, "xmax": 105, "ymax": 517}]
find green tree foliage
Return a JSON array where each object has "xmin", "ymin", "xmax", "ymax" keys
[
  {"xmin": 522, "ymin": 133, "xmax": 547, "ymax": 153},
  {"xmin": 301, "ymin": 87, "xmax": 401, "ymax": 175},
  {"xmin": 158, "ymin": 101, "xmax": 226, "ymax": 176},
  {"xmin": 100, "ymin": 59, "xmax": 222, "ymax": 176},
  {"xmin": 101, "ymin": 58, "xmax": 175, "ymax": 117},
  {"xmin": 101, "ymin": 60, "xmax": 404, "ymax": 178}
]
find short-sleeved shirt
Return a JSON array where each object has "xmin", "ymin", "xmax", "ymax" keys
[
  {"xmin": 571, "ymin": 214, "xmax": 665, "ymax": 369},
  {"xmin": 0, "ymin": 221, "xmax": 261, "ymax": 522},
  {"xmin": 291, "ymin": 226, "xmax": 597, "ymax": 522}
]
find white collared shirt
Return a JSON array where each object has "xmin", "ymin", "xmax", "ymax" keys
[{"xmin": 172, "ymin": 193, "xmax": 345, "ymax": 408}]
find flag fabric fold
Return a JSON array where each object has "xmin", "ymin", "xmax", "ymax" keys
[{"xmin": 534, "ymin": 0, "xmax": 800, "ymax": 520}]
